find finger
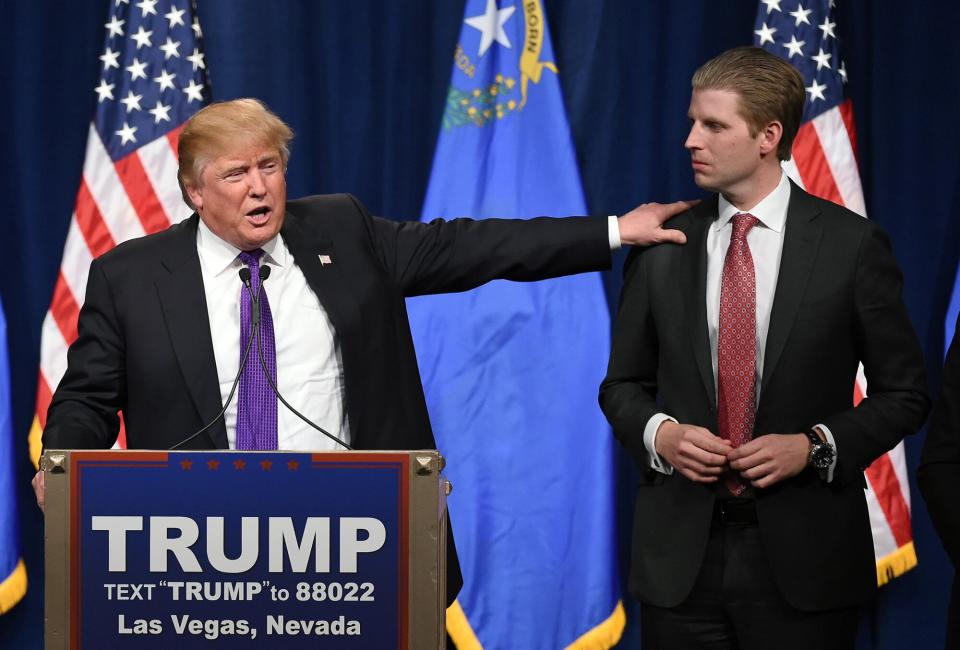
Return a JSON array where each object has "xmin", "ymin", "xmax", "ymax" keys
[
  {"xmin": 655, "ymin": 228, "xmax": 687, "ymax": 245},
  {"xmin": 679, "ymin": 467, "xmax": 719, "ymax": 484},
  {"xmin": 658, "ymin": 199, "xmax": 700, "ymax": 218},
  {"xmin": 728, "ymin": 448, "xmax": 769, "ymax": 471},
  {"xmin": 682, "ymin": 445, "xmax": 728, "ymax": 468},
  {"xmin": 740, "ymin": 461, "xmax": 777, "ymax": 481},
  {"xmin": 681, "ymin": 458, "xmax": 725, "ymax": 476},
  {"xmin": 690, "ymin": 431, "xmax": 733, "ymax": 455}
]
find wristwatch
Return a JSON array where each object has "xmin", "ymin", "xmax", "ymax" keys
[{"xmin": 804, "ymin": 428, "xmax": 835, "ymax": 471}]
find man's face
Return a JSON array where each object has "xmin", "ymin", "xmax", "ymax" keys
[
  {"xmin": 684, "ymin": 88, "xmax": 767, "ymax": 198},
  {"xmin": 186, "ymin": 143, "xmax": 287, "ymax": 251}
]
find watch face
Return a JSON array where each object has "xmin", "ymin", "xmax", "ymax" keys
[{"xmin": 811, "ymin": 444, "xmax": 834, "ymax": 470}]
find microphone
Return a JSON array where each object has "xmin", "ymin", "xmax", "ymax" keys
[
  {"xmin": 170, "ymin": 268, "xmax": 260, "ymax": 450},
  {"xmin": 243, "ymin": 265, "xmax": 354, "ymax": 451}
]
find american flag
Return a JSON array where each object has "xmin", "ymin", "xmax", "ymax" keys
[
  {"xmin": 754, "ymin": 0, "xmax": 916, "ymax": 585},
  {"xmin": 28, "ymin": 0, "xmax": 208, "ymax": 465}
]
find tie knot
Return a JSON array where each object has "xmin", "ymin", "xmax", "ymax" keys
[
  {"xmin": 731, "ymin": 213, "xmax": 758, "ymax": 241},
  {"xmin": 238, "ymin": 249, "xmax": 265, "ymax": 268}
]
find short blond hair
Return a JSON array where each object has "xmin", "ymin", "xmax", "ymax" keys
[
  {"xmin": 692, "ymin": 47, "xmax": 805, "ymax": 161},
  {"xmin": 177, "ymin": 98, "xmax": 294, "ymax": 207}
]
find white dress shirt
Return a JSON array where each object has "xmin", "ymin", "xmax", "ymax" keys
[
  {"xmin": 196, "ymin": 220, "xmax": 350, "ymax": 450},
  {"xmin": 643, "ymin": 172, "xmax": 837, "ymax": 479}
]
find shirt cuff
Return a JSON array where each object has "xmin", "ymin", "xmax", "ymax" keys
[
  {"xmin": 643, "ymin": 413, "xmax": 676, "ymax": 475},
  {"xmin": 608, "ymin": 215, "xmax": 621, "ymax": 250},
  {"xmin": 814, "ymin": 424, "xmax": 838, "ymax": 483}
]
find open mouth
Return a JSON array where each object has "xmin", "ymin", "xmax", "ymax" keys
[{"xmin": 246, "ymin": 206, "xmax": 271, "ymax": 224}]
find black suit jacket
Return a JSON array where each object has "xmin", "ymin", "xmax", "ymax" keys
[
  {"xmin": 600, "ymin": 182, "xmax": 928, "ymax": 612},
  {"xmin": 919, "ymin": 315, "xmax": 960, "ymax": 648},
  {"xmin": 43, "ymin": 193, "xmax": 612, "ymax": 604}
]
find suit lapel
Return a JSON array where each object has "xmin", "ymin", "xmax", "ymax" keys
[
  {"xmin": 155, "ymin": 215, "xmax": 228, "ymax": 449},
  {"xmin": 682, "ymin": 200, "xmax": 717, "ymax": 409},
  {"xmin": 280, "ymin": 207, "xmax": 352, "ymax": 336},
  {"xmin": 759, "ymin": 183, "xmax": 823, "ymax": 399}
]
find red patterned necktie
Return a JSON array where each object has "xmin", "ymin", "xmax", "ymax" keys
[{"xmin": 718, "ymin": 213, "xmax": 758, "ymax": 495}]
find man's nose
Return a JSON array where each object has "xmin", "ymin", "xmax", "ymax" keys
[
  {"xmin": 684, "ymin": 125, "xmax": 701, "ymax": 150},
  {"xmin": 247, "ymin": 169, "xmax": 267, "ymax": 196}
]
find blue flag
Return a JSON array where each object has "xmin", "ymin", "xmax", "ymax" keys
[
  {"xmin": 947, "ymin": 265, "xmax": 960, "ymax": 355},
  {"xmin": 0, "ymin": 297, "xmax": 26, "ymax": 613},
  {"xmin": 407, "ymin": 1, "xmax": 622, "ymax": 647}
]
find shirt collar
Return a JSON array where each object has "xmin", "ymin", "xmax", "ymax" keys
[
  {"xmin": 196, "ymin": 217, "xmax": 288, "ymax": 278},
  {"xmin": 714, "ymin": 171, "xmax": 791, "ymax": 234}
]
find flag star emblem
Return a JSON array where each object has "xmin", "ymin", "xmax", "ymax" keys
[
  {"xmin": 754, "ymin": 22, "xmax": 777, "ymax": 45},
  {"xmin": 126, "ymin": 57, "xmax": 148, "ymax": 81},
  {"xmin": 160, "ymin": 37, "xmax": 181, "ymax": 59},
  {"xmin": 811, "ymin": 47, "xmax": 832, "ymax": 71},
  {"xmin": 115, "ymin": 121, "xmax": 138, "ymax": 145},
  {"xmin": 120, "ymin": 89, "xmax": 143, "ymax": 112},
  {"xmin": 838, "ymin": 61, "xmax": 848, "ymax": 83},
  {"xmin": 182, "ymin": 79, "xmax": 204, "ymax": 102},
  {"xmin": 131, "ymin": 26, "xmax": 152, "ymax": 49},
  {"xmin": 165, "ymin": 6, "xmax": 186, "ymax": 27},
  {"xmin": 789, "ymin": 3, "xmax": 812, "ymax": 26},
  {"xmin": 104, "ymin": 15, "xmax": 125, "ymax": 37},
  {"xmin": 805, "ymin": 79, "xmax": 827, "ymax": 102},
  {"xmin": 94, "ymin": 79, "xmax": 115, "ymax": 102},
  {"xmin": 761, "ymin": 0, "xmax": 782, "ymax": 14},
  {"xmin": 148, "ymin": 100, "xmax": 171, "ymax": 123},
  {"xmin": 136, "ymin": 0, "xmax": 158, "ymax": 17},
  {"xmin": 464, "ymin": 0, "xmax": 516, "ymax": 57},
  {"xmin": 782, "ymin": 35, "xmax": 805, "ymax": 58},
  {"xmin": 153, "ymin": 69, "xmax": 176, "ymax": 91},
  {"xmin": 818, "ymin": 17, "xmax": 837, "ymax": 40},
  {"xmin": 186, "ymin": 48, "xmax": 205, "ymax": 71},
  {"xmin": 319, "ymin": 254, "xmax": 332, "ymax": 265},
  {"xmin": 99, "ymin": 47, "xmax": 120, "ymax": 70},
  {"xmin": 192, "ymin": 17, "xmax": 202, "ymax": 38}
]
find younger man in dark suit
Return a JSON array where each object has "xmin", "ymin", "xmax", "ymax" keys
[{"xmin": 600, "ymin": 47, "xmax": 928, "ymax": 649}]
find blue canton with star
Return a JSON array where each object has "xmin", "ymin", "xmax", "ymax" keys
[
  {"xmin": 94, "ymin": 0, "xmax": 209, "ymax": 161},
  {"xmin": 754, "ymin": 0, "xmax": 847, "ymax": 123}
]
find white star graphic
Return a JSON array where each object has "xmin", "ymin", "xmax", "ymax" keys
[
  {"xmin": 186, "ymin": 48, "xmax": 206, "ymax": 71},
  {"xmin": 805, "ymin": 79, "xmax": 827, "ymax": 102},
  {"xmin": 760, "ymin": 0, "xmax": 782, "ymax": 14},
  {"xmin": 154, "ymin": 69, "xmax": 177, "ymax": 92},
  {"xmin": 838, "ymin": 61, "xmax": 848, "ymax": 83},
  {"xmin": 136, "ymin": 0, "xmax": 158, "ymax": 17},
  {"xmin": 165, "ymin": 6, "xmax": 186, "ymax": 28},
  {"xmin": 148, "ymin": 100, "xmax": 172, "ymax": 124},
  {"xmin": 182, "ymin": 79, "xmax": 204, "ymax": 103},
  {"xmin": 811, "ymin": 47, "xmax": 832, "ymax": 71},
  {"xmin": 126, "ymin": 57, "xmax": 148, "ymax": 81},
  {"xmin": 464, "ymin": 0, "xmax": 516, "ymax": 57},
  {"xmin": 131, "ymin": 26, "xmax": 153, "ymax": 49},
  {"xmin": 99, "ymin": 47, "xmax": 120, "ymax": 70},
  {"xmin": 116, "ymin": 121, "xmax": 138, "ymax": 145},
  {"xmin": 120, "ymin": 90, "xmax": 143, "ymax": 113},
  {"xmin": 754, "ymin": 22, "xmax": 777, "ymax": 46},
  {"xmin": 790, "ymin": 3, "xmax": 812, "ymax": 26},
  {"xmin": 94, "ymin": 79, "xmax": 115, "ymax": 102},
  {"xmin": 782, "ymin": 35, "xmax": 805, "ymax": 58},
  {"xmin": 192, "ymin": 18, "xmax": 203, "ymax": 38},
  {"xmin": 105, "ymin": 16, "xmax": 125, "ymax": 37},
  {"xmin": 818, "ymin": 17, "xmax": 837, "ymax": 40},
  {"xmin": 160, "ymin": 37, "xmax": 181, "ymax": 59}
]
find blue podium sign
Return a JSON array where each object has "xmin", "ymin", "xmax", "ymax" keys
[{"xmin": 58, "ymin": 451, "xmax": 416, "ymax": 649}]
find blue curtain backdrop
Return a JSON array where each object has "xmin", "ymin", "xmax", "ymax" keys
[{"xmin": 2, "ymin": 1, "xmax": 958, "ymax": 647}]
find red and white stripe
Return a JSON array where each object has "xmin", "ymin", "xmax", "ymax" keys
[
  {"xmin": 784, "ymin": 100, "xmax": 916, "ymax": 583},
  {"xmin": 29, "ymin": 126, "xmax": 190, "ymax": 464}
]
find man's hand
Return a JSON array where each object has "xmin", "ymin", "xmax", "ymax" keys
[
  {"xmin": 32, "ymin": 470, "xmax": 45, "ymax": 513},
  {"xmin": 617, "ymin": 200, "xmax": 698, "ymax": 246},
  {"xmin": 727, "ymin": 433, "xmax": 811, "ymax": 489},
  {"xmin": 655, "ymin": 421, "xmax": 732, "ymax": 483}
]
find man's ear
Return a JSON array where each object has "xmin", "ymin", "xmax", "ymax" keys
[
  {"xmin": 184, "ymin": 181, "xmax": 203, "ymax": 212},
  {"xmin": 759, "ymin": 120, "xmax": 784, "ymax": 156}
]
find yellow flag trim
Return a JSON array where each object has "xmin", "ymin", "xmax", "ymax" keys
[{"xmin": 0, "ymin": 559, "xmax": 27, "ymax": 614}]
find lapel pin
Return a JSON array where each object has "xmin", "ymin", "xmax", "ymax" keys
[{"xmin": 318, "ymin": 254, "xmax": 332, "ymax": 266}]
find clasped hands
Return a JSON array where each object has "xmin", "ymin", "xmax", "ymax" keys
[{"xmin": 655, "ymin": 421, "xmax": 811, "ymax": 489}]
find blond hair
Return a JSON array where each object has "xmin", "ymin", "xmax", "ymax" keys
[
  {"xmin": 177, "ymin": 98, "xmax": 294, "ymax": 207},
  {"xmin": 692, "ymin": 47, "xmax": 805, "ymax": 161}
]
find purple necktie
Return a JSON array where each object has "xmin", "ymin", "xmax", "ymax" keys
[{"xmin": 236, "ymin": 249, "xmax": 278, "ymax": 450}]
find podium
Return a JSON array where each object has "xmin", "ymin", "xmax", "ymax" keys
[{"xmin": 42, "ymin": 449, "xmax": 449, "ymax": 649}]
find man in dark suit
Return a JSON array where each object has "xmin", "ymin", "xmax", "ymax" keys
[
  {"xmin": 33, "ymin": 98, "xmax": 691, "ymax": 604},
  {"xmin": 600, "ymin": 47, "xmax": 928, "ymax": 648},
  {"xmin": 919, "ymin": 318, "xmax": 960, "ymax": 648}
]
